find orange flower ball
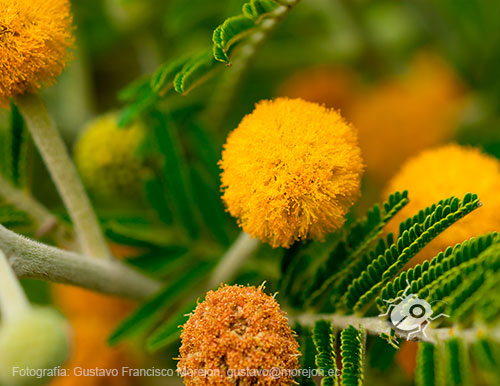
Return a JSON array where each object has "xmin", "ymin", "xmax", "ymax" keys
[{"xmin": 178, "ymin": 284, "xmax": 300, "ymax": 386}]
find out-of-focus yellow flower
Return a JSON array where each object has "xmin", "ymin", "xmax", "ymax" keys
[
  {"xmin": 220, "ymin": 98, "xmax": 364, "ymax": 248},
  {"xmin": 349, "ymin": 53, "xmax": 465, "ymax": 184},
  {"xmin": 0, "ymin": 0, "xmax": 73, "ymax": 106},
  {"xmin": 52, "ymin": 285, "xmax": 136, "ymax": 324},
  {"xmin": 50, "ymin": 242, "xmax": 143, "ymax": 386},
  {"xmin": 74, "ymin": 113, "xmax": 151, "ymax": 200},
  {"xmin": 49, "ymin": 318, "xmax": 140, "ymax": 386},
  {"xmin": 385, "ymin": 144, "xmax": 500, "ymax": 264},
  {"xmin": 50, "ymin": 285, "xmax": 139, "ymax": 386},
  {"xmin": 277, "ymin": 66, "xmax": 358, "ymax": 112},
  {"xmin": 178, "ymin": 284, "xmax": 299, "ymax": 386}
]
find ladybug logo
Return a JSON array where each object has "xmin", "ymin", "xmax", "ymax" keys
[{"xmin": 379, "ymin": 283, "xmax": 449, "ymax": 340}]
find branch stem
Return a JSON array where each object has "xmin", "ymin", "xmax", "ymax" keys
[
  {"xmin": 208, "ymin": 232, "xmax": 260, "ymax": 288},
  {"xmin": 0, "ymin": 225, "xmax": 160, "ymax": 300},
  {"xmin": 294, "ymin": 313, "xmax": 500, "ymax": 344},
  {"xmin": 15, "ymin": 94, "xmax": 110, "ymax": 259},
  {"xmin": 0, "ymin": 174, "xmax": 72, "ymax": 239},
  {"xmin": 0, "ymin": 249, "xmax": 30, "ymax": 323}
]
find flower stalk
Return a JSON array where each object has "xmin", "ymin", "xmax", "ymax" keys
[
  {"xmin": 15, "ymin": 93, "xmax": 111, "ymax": 259},
  {"xmin": 208, "ymin": 232, "xmax": 260, "ymax": 288}
]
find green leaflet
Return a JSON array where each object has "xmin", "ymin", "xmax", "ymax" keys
[
  {"xmin": 174, "ymin": 50, "xmax": 221, "ymax": 94},
  {"xmin": 242, "ymin": 0, "xmax": 281, "ymax": 22},
  {"xmin": 150, "ymin": 110, "xmax": 200, "ymax": 239},
  {"xmin": 416, "ymin": 342, "xmax": 437, "ymax": 386},
  {"xmin": 108, "ymin": 262, "xmax": 211, "ymax": 345},
  {"xmin": 147, "ymin": 297, "xmax": 199, "ymax": 351},
  {"xmin": 212, "ymin": 15, "xmax": 256, "ymax": 64},
  {"xmin": 306, "ymin": 191, "xmax": 408, "ymax": 309},
  {"xmin": 0, "ymin": 204, "xmax": 30, "ymax": 227},
  {"xmin": 0, "ymin": 104, "xmax": 29, "ymax": 187},
  {"xmin": 313, "ymin": 320, "xmax": 337, "ymax": 386},
  {"xmin": 189, "ymin": 166, "xmax": 231, "ymax": 246},
  {"xmin": 442, "ymin": 338, "xmax": 473, "ymax": 386},
  {"xmin": 118, "ymin": 77, "xmax": 161, "ymax": 127},
  {"xmin": 472, "ymin": 338, "xmax": 500, "ymax": 383},
  {"xmin": 143, "ymin": 177, "xmax": 174, "ymax": 225},
  {"xmin": 295, "ymin": 324, "xmax": 317, "ymax": 386},
  {"xmin": 340, "ymin": 326, "xmax": 365, "ymax": 386},
  {"xmin": 151, "ymin": 55, "xmax": 193, "ymax": 96}
]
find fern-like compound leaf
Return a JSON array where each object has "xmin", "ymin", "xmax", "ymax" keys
[
  {"xmin": 313, "ymin": 320, "xmax": 337, "ymax": 386},
  {"xmin": 306, "ymin": 191, "xmax": 408, "ymax": 308},
  {"xmin": 472, "ymin": 337, "xmax": 500, "ymax": 383},
  {"xmin": 377, "ymin": 232, "xmax": 498, "ymax": 312},
  {"xmin": 340, "ymin": 326, "xmax": 365, "ymax": 386},
  {"xmin": 242, "ymin": 0, "xmax": 280, "ymax": 22},
  {"xmin": 415, "ymin": 342, "xmax": 437, "ymax": 386},
  {"xmin": 442, "ymin": 338, "xmax": 473, "ymax": 386},
  {"xmin": 344, "ymin": 193, "xmax": 481, "ymax": 312}
]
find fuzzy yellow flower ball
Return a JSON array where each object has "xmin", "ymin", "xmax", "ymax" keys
[
  {"xmin": 0, "ymin": 0, "xmax": 73, "ymax": 106},
  {"xmin": 385, "ymin": 144, "xmax": 500, "ymax": 263},
  {"xmin": 178, "ymin": 284, "xmax": 300, "ymax": 386},
  {"xmin": 220, "ymin": 98, "xmax": 364, "ymax": 248},
  {"xmin": 349, "ymin": 53, "xmax": 465, "ymax": 184},
  {"xmin": 74, "ymin": 113, "xmax": 150, "ymax": 200}
]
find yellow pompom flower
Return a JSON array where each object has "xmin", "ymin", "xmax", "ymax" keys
[
  {"xmin": 74, "ymin": 113, "xmax": 151, "ymax": 200},
  {"xmin": 0, "ymin": 0, "xmax": 73, "ymax": 106},
  {"xmin": 220, "ymin": 98, "xmax": 364, "ymax": 248},
  {"xmin": 385, "ymin": 144, "xmax": 500, "ymax": 263},
  {"xmin": 349, "ymin": 52, "xmax": 465, "ymax": 184},
  {"xmin": 178, "ymin": 284, "xmax": 300, "ymax": 386}
]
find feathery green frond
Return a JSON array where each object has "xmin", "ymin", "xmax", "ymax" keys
[
  {"xmin": 344, "ymin": 193, "xmax": 481, "ymax": 312},
  {"xmin": 313, "ymin": 320, "xmax": 337, "ymax": 386},
  {"xmin": 340, "ymin": 326, "xmax": 365, "ymax": 386},
  {"xmin": 442, "ymin": 338, "xmax": 473, "ymax": 386},
  {"xmin": 416, "ymin": 342, "xmax": 437, "ymax": 386}
]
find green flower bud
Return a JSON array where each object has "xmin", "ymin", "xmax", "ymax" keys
[
  {"xmin": 0, "ymin": 308, "xmax": 70, "ymax": 386},
  {"xmin": 74, "ymin": 113, "xmax": 152, "ymax": 202}
]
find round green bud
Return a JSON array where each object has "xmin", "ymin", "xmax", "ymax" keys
[
  {"xmin": 74, "ymin": 113, "xmax": 152, "ymax": 202},
  {"xmin": 0, "ymin": 308, "xmax": 70, "ymax": 386}
]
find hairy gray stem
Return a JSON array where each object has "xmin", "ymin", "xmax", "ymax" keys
[
  {"xmin": 15, "ymin": 94, "xmax": 110, "ymax": 259},
  {"xmin": 0, "ymin": 225, "xmax": 161, "ymax": 300}
]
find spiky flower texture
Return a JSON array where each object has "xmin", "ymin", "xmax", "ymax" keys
[
  {"xmin": 0, "ymin": 0, "xmax": 73, "ymax": 106},
  {"xmin": 178, "ymin": 284, "xmax": 300, "ymax": 386},
  {"xmin": 220, "ymin": 98, "xmax": 364, "ymax": 248}
]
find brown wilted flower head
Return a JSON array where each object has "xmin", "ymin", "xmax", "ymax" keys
[{"xmin": 178, "ymin": 284, "xmax": 300, "ymax": 386}]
